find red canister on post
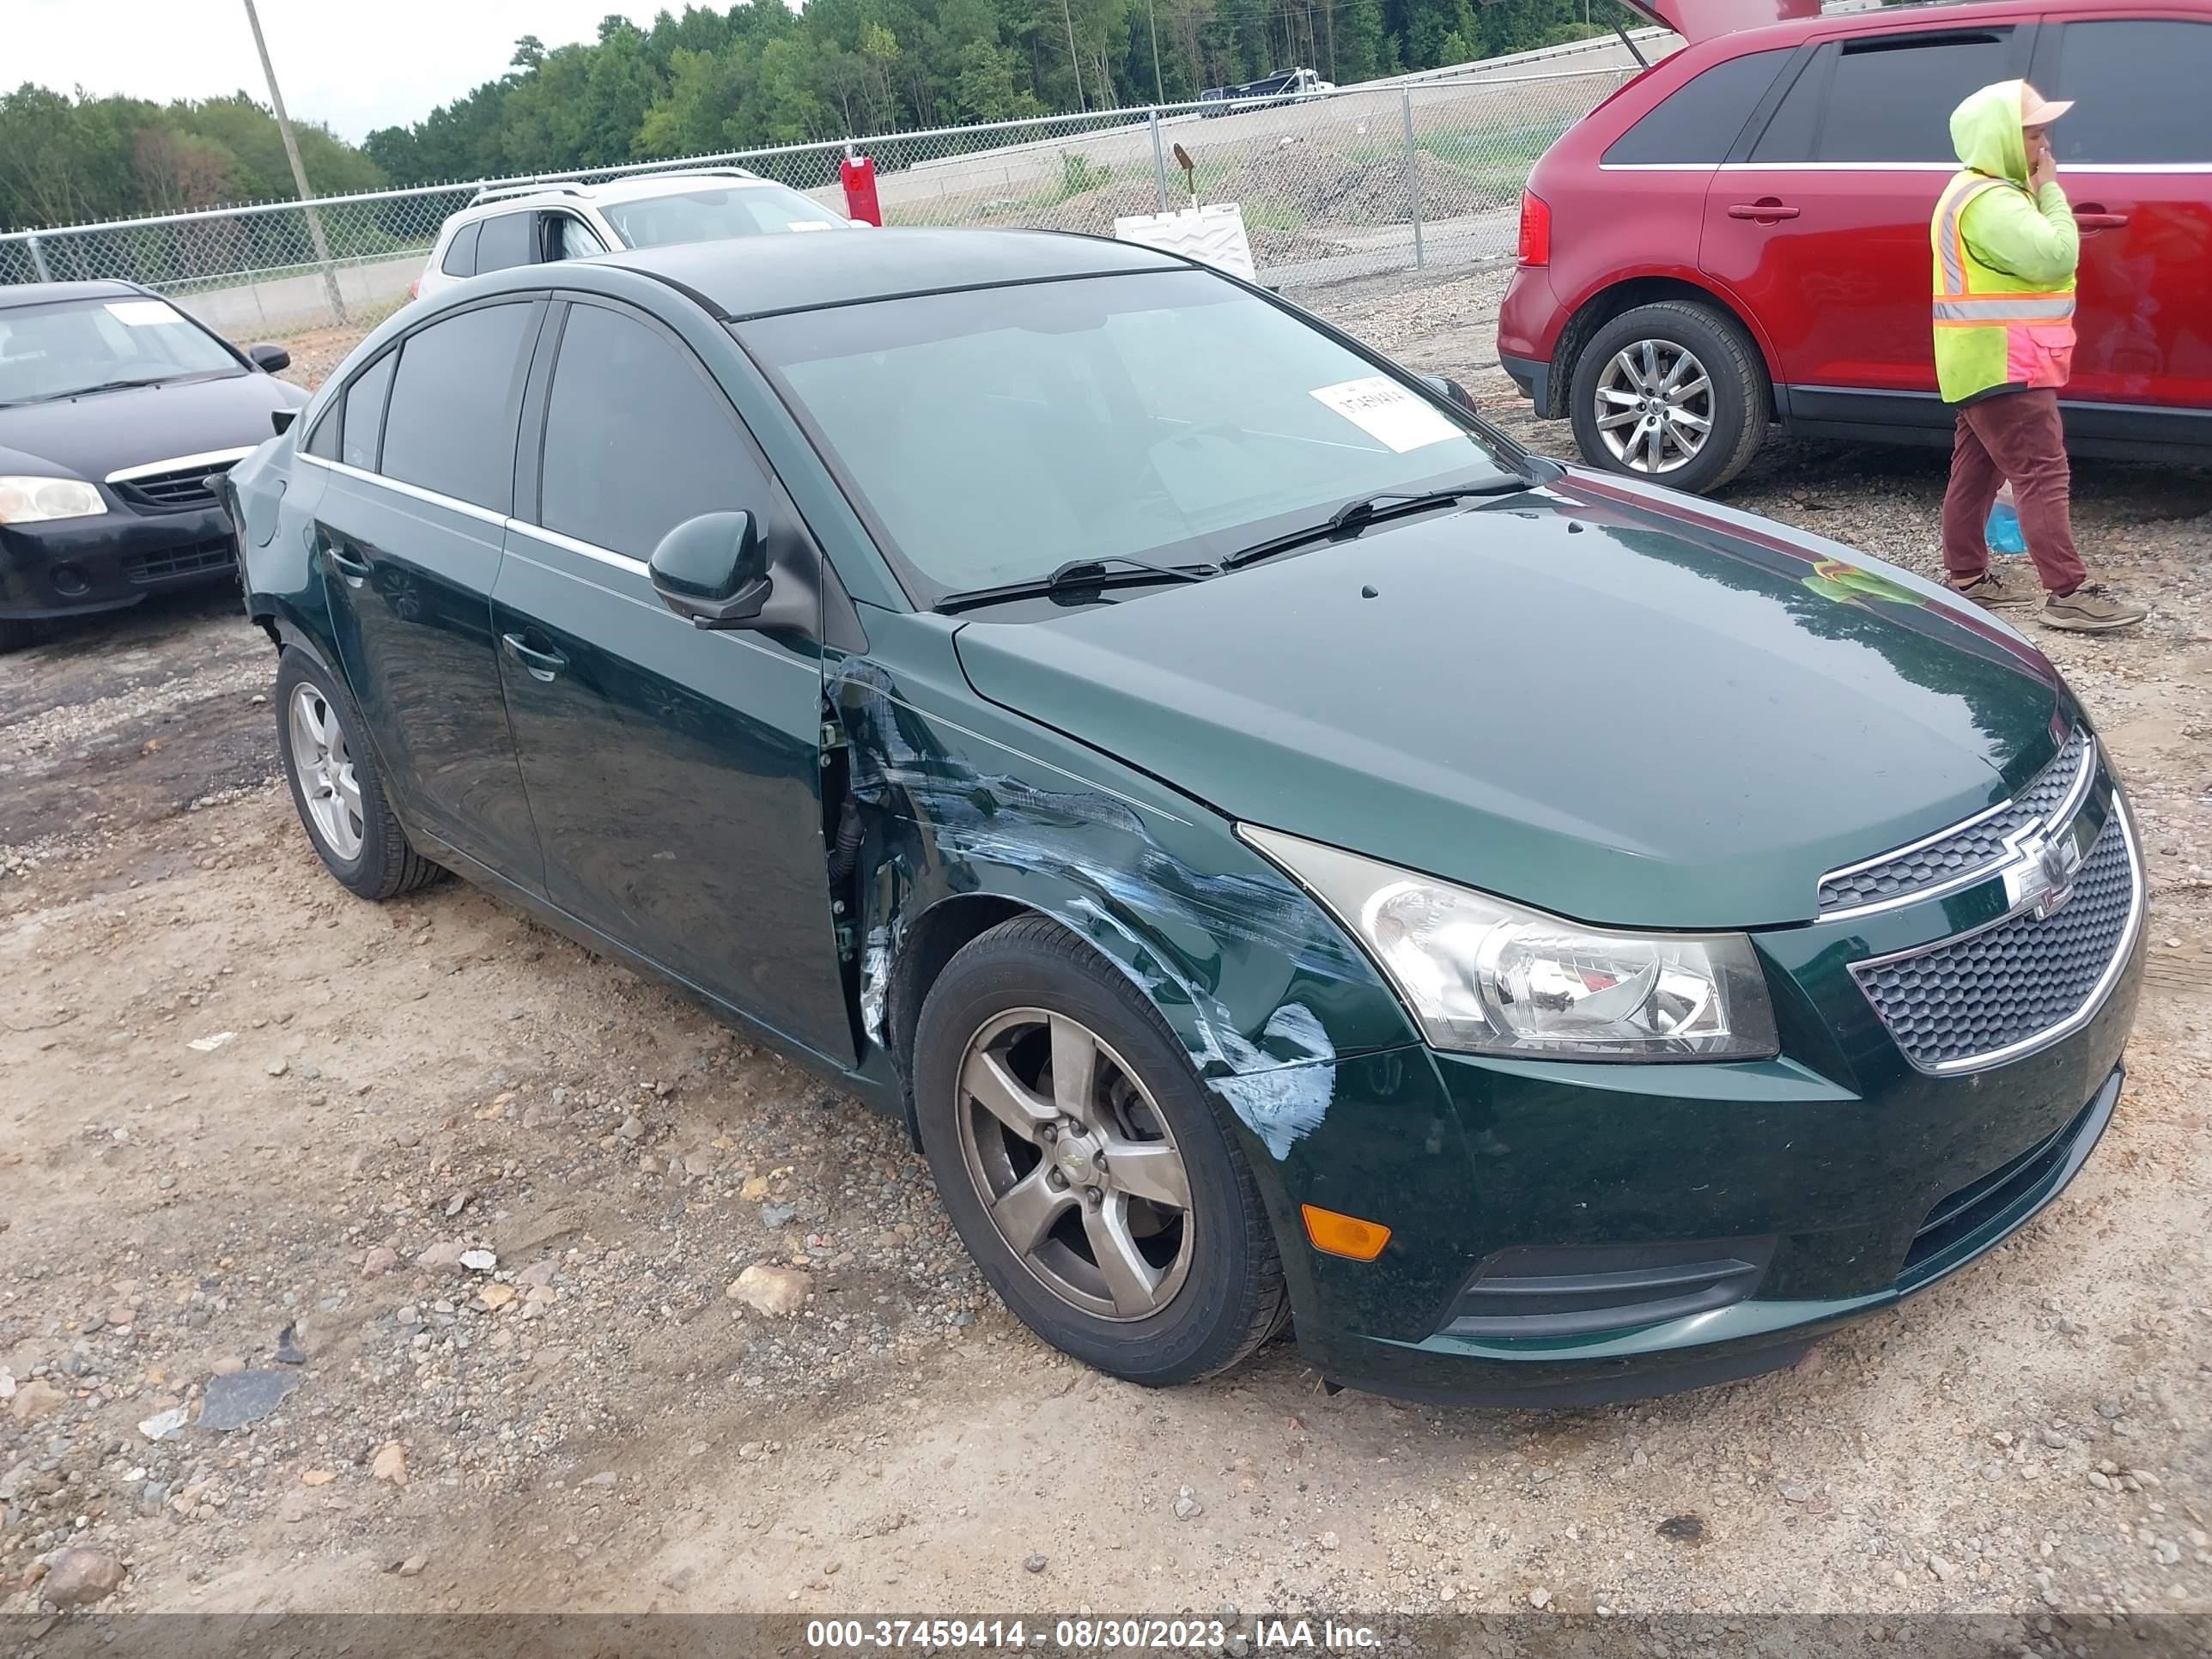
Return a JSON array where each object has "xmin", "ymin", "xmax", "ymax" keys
[{"xmin": 840, "ymin": 151, "xmax": 882, "ymax": 226}]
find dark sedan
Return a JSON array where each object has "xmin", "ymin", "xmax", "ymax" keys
[
  {"xmin": 227, "ymin": 230, "xmax": 2141, "ymax": 1407},
  {"xmin": 0, "ymin": 279, "xmax": 306, "ymax": 650}
]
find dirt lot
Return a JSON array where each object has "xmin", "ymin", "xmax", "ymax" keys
[{"xmin": 3, "ymin": 266, "xmax": 2210, "ymax": 1637}]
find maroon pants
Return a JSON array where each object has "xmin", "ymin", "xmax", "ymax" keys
[{"xmin": 1940, "ymin": 387, "xmax": 2087, "ymax": 596}]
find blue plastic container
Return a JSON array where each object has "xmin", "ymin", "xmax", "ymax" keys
[{"xmin": 1986, "ymin": 490, "xmax": 2027, "ymax": 556}]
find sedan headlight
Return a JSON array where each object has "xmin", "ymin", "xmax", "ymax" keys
[
  {"xmin": 1242, "ymin": 825, "xmax": 1778, "ymax": 1061},
  {"xmin": 0, "ymin": 476, "xmax": 106, "ymax": 525}
]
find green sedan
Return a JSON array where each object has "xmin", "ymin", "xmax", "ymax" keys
[{"xmin": 225, "ymin": 229, "xmax": 2142, "ymax": 1407}]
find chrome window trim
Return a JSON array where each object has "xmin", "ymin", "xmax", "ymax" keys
[
  {"xmin": 106, "ymin": 446, "xmax": 257, "ymax": 484},
  {"xmin": 504, "ymin": 517, "xmax": 647, "ymax": 575},
  {"xmin": 295, "ymin": 452, "xmax": 507, "ymax": 527},
  {"xmin": 1850, "ymin": 795, "xmax": 2142, "ymax": 1077},
  {"xmin": 1818, "ymin": 733, "xmax": 2097, "ymax": 923},
  {"xmin": 1715, "ymin": 160, "xmax": 1956, "ymax": 171}
]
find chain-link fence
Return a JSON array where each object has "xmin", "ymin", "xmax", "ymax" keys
[{"xmin": 0, "ymin": 54, "xmax": 1642, "ymax": 339}]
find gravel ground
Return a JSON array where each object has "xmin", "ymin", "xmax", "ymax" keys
[{"xmin": 3, "ymin": 263, "xmax": 2209, "ymax": 1637}]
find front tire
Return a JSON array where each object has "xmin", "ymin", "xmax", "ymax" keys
[
  {"xmin": 274, "ymin": 647, "xmax": 441, "ymax": 901},
  {"xmin": 1569, "ymin": 301, "xmax": 1769, "ymax": 495},
  {"xmin": 913, "ymin": 915, "xmax": 1288, "ymax": 1386}
]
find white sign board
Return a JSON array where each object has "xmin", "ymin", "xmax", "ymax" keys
[{"xmin": 1111, "ymin": 204, "xmax": 1258, "ymax": 284}]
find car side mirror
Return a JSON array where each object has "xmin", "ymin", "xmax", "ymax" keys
[
  {"xmin": 1419, "ymin": 373, "xmax": 1479, "ymax": 416},
  {"xmin": 649, "ymin": 511, "xmax": 770, "ymax": 629},
  {"xmin": 249, "ymin": 343, "xmax": 291, "ymax": 374}
]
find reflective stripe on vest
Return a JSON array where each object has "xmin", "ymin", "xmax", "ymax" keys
[{"xmin": 1932, "ymin": 174, "xmax": 2076, "ymax": 327}]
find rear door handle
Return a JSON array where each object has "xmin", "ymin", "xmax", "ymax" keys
[
  {"xmin": 2072, "ymin": 210, "xmax": 2129, "ymax": 230},
  {"xmin": 501, "ymin": 631, "xmax": 568, "ymax": 682},
  {"xmin": 320, "ymin": 538, "xmax": 371, "ymax": 585},
  {"xmin": 1727, "ymin": 200, "xmax": 1800, "ymax": 221}
]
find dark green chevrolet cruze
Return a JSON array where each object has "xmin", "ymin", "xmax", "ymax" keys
[{"xmin": 227, "ymin": 229, "xmax": 2142, "ymax": 1406}]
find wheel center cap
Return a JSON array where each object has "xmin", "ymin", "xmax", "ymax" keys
[{"xmin": 1054, "ymin": 1133, "xmax": 1101, "ymax": 1184}]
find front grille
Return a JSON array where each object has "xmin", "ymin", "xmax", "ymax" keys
[
  {"xmin": 115, "ymin": 460, "xmax": 238, "ymax": 513},
  {"xmin": 126, "ymin": 538, "xmax": 235, "ymax": 583},
  {"xmin": 1901, "ymin": 1102, "xmax": 2087, "ymax": 1275},
  {"xmin": 1819, "ymin": 728, "xmax": 2090, "ymax": 914},
  {"xmin": 1854, "ymin": 806, "xmax": 2136, "ymax": 1072}
]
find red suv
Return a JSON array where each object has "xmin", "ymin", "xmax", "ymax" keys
[{"xmin": 1498, "ymin": 0, "xmax": 2212, "ymax": 493}]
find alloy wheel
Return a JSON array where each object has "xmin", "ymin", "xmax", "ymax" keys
[
  {"xmin": 954, "ymin": 1007, "xmax": 1196, "ymax": 1322},
  {"xmin": 1594, "ymin": 338, "xmax": 1713, "ymax": 475},
  {"xmin": 287, "ymin": 683, "xmax": 365, "ymax": 861}
]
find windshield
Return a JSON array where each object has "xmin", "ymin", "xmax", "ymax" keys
[
  {"xmin": 0, "ymin": 296, "xmax": 240, "ymax": 404},
  {"xmin": 740, "ymin": 269, "xmax": 1521, "ymax": 602},
  {"xmin": 601, "ymin": 185, "xmax": 851, "ymax": 248}
]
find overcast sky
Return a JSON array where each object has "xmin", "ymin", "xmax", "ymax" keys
[{"xmin": 12, "ymin": 0, "xmax": 705, "ymax": 142}]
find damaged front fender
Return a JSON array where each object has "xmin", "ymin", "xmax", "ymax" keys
[{"xmin": 825, "ymin": 623, "xmax": 1423, "ymax": 1152}]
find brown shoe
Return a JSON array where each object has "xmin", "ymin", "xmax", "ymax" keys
[
  {"xmin": 2040, "ymin": 582, "xmax": 2149, "ymax": 633},
  {"xmin": 1948, "ymin": 566, "xmax": 2037, "ymax": 610}
]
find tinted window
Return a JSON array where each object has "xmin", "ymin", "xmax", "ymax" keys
[
  {"xmin": 439, "ymin": 220, "xmax": 481, "ymax": 277},
  {"xmin": 1604, "ymin": 50, "xmax": 1790, "ymax": 165},
  {"xmin": 304, "ymin": 400, "xmax": 341, "ymax": 460},
  {"xmin": 538, "ymin": 303, "xmax": 763, "ymax": 559},
  {"xmin": 2047, "ymin": 21, "xmax": 2212, "ymax": 164},
  {"xmin": 473, "ymin": 212, "xmax": 536, "ymax": 273},
  {"xmin": 1748, "ymin": 52, "xmax": 1829, "ymax": 161},
  {"xmin": 1816, "ymin": 33, "xmax": 2016, "ymax": 162},
  {"xmin": 380, "ymin": 303, "xmax": 533, "ymax": 512},
  {"xmin": 341, "ymin": 350, "xmax": 398, "ymax": 472}
]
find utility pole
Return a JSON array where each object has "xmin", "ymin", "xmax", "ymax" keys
[
  {"xmin": 1147, "ymin": 0, "xmax": 1165, "ymax": 103},
  {"xmin": 1061, "ymin": 0, "xmax": 1087, "ymax": 110},
  {"xmin": 242, "ymin": 0, "xmax": 346, "ymax": 322}
]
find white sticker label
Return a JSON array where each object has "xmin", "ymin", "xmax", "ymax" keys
[
  {"xmin": 1309, "ymin": 375, "xmax": 1461, "ymax": 453},
  {"xmin": 106, "ymin": 301, "xmax": 181, "ymax": 328}
]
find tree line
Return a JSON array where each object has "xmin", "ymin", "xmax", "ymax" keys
[{"xmin": 3, "ymin": 0, "xmax": 1635, "ymax": 230}]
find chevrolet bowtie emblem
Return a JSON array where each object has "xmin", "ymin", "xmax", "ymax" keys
[{"xmin": 2006, "ymin": 823, "xmax": 2087, "ymax": 921}]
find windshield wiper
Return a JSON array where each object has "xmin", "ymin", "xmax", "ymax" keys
[
  {"xmin": 44, "ymin": 374, "xmax": 185, "ymax": 400},
  {"xmin": 1219, "ymin": 476, "xmax": 1530, "ymax": 571},
  {"xmin": 935, "ymin": 554, "xmax": 1220, "ymax": 615}
]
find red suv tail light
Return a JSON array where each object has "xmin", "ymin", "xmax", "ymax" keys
[{"xmin": 1517, "ymin": 191, "xmax": 1552, "ymax": 268}]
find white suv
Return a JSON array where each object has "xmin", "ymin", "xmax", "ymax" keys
[{"xmin": 412, "ymin": 167, "xmax": 865, "ymax": 303}]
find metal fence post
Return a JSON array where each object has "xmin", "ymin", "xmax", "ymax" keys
[
  {"xmin": 1149, "ymin": 110, "xmax": 1169, "ymax": 212},
  {"xmin": 25, "ymin": 234, "xmax": 53, "ymax": 282},
  {"xmin": 1401, "ymin": 88, "xmax": 1424, "ymax": 270}
]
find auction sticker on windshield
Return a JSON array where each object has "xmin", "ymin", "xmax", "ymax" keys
[
  {"xmin": 1310, "ymin": 375, "xmax": 1460, "ymax": 453},
  {"xmin": 106, "ymin": 301, "xmax": 182, "ymax": 327}
]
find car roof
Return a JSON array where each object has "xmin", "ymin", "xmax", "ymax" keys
[
  {"xmin": 597, "ymin": 228, "xmax": 1188, "ymax": 322},
  {"xmin": 0, "ymin": 279, "xmax": 143, "ymax": 311},
  {"xmin": 451, "ymin": 169, "xmax": 798, "ymax": 223},
  {"xmin": 1686, "ymin": 0, "xmax": 2161, "ymax": 52}
]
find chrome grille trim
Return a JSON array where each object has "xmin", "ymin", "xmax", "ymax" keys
[
  {"xmin": 1818, "ymin": 728, "xmax": 2094, "ymax": 920},
  {"xmin": 1850, "ymin": 796, "xmax": 2142, "ymax": 1076}
]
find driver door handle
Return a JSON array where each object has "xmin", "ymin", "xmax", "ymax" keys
[
  {"xmin": 501, "ymin": 631, "xmax": 568, "ymax": 683},
  {"xmin": 1727, "ymin": 199, "xmax": 1800, "ymax": 221},
  {"xmin": 2072, "ymin": 207, "xmax": 2130, "ymax": 230}
]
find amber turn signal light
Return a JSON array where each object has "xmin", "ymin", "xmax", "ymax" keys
[{"xmin": 1301, "ymin": 1203, "xmax": 1391, "ymax": 1261}]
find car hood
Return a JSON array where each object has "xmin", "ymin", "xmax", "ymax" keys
[
  {"xmin": 953, "ymin": 474, "xmax": 2066, "ymax": 931},
  {"xmin": 0, "ymin": 373, "xmax": 304, "ymax": 483}
]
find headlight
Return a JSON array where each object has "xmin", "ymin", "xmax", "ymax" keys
[
  {"xmin": 0, "ymin": 476, "xmax": 106, "ymax": 525},
  {"xmin": 1242, "ymin": 825, "xmax": 1778, "ymax": 1061}
]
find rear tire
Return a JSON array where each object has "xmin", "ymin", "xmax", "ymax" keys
[
  {"xmin": 0, "ymin": 617, "xmax": 37, "ymax": 654},
  {"xmin": 1569, "ymin": 301, "xmax": 1769, "ymax": 495},
  {"xmin": 274, "ymin": 647, "xmax": 441, "ymax": 901},
  {"xmin": 914, "ymin": 915, "xmax": 1288, "ymax": 1387}
]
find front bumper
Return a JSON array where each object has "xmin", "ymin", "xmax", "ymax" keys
[
  {"xmin": 0, "ymin": 506, "xmax": 239, "ymax": 620},
  {"xmin": 1214, "ymin": 787, "xmax": 2143, "ymax": 1407}
]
